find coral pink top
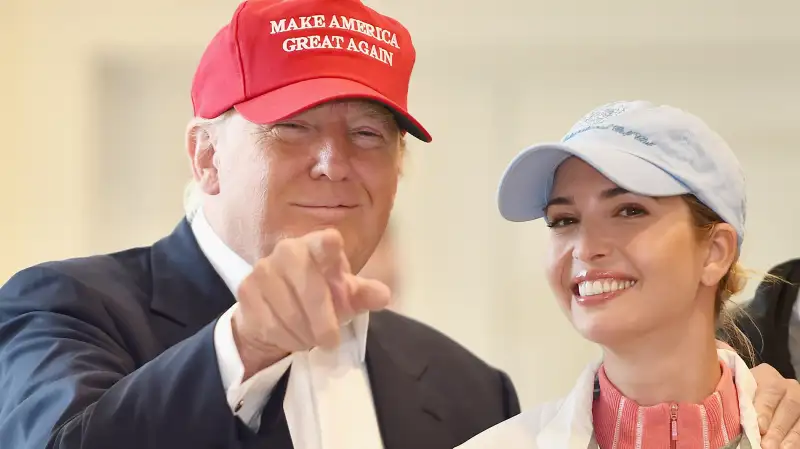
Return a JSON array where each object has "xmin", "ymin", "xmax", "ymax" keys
[{"xmin": 592, "ymin": 362, "xmax": 742, "ymax": 449}]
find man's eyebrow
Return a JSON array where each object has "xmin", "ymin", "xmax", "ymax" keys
[{"xmin": 358, "ymin": 107, "xmax": 398, "ymax": 127}]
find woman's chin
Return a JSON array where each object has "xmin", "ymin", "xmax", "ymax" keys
[
  {"xmin": 574, "ymin": 325, "xmax": 626, "ymax": 346},
  {"xmin": 571, "ymin": 310, "xmax": 646, "ymax": 347}
]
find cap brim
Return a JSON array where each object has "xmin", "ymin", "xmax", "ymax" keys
[
  {"xmin": 497, "ymin": 142, "xmax": 691, "ymax": 222},
  {"xmin": 234, "ymin": 78, "xmax": 432, "ymax": 143}
]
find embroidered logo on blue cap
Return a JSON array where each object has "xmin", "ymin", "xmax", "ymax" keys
[
  {"xmin": 562, "ymin": 101, "xmax": 658, "ymax": 147},
  {"xmin": 576, "ymin": 101, "xmax": 630, "ymax": 126}
]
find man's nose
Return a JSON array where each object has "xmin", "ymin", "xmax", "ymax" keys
[{"xmin": 310, "ymin": 137, "xmax": 352, "ymax": 181}]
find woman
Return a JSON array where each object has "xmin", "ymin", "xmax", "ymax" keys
[{"xmin": 459, "ymin": 100, "xmax": 760, "ymax": 449}]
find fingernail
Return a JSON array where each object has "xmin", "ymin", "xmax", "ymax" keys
[{"xmin": 759, "ymin": 416, "xmax": 769, "ymax": 430}]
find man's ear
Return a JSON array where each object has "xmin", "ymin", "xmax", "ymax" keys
[
  {"xmin": 186, "ymin": 124, "xmax": 220, "ymax": 196},
  {"xmin": 700, "ymin": 222, "xmax": 738, "ymax": 287}
]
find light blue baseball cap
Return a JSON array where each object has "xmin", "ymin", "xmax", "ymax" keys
[{"xmin": 497, "ymin": 100, "xmax": 747, "ymax": 246}]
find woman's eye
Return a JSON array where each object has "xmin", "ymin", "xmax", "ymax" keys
[
  {"xmin": 618, "ymin": 205, "xmax": 647, "ymax": 217},
  {"xmin": 545, "ymin": 216, "xmax": 578, "ymax": 228}
]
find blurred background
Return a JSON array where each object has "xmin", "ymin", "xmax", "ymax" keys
[{"xmin": 3, "ymin": 0, "xmax": 800, "ymax": 408}]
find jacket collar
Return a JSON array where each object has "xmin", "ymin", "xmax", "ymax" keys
[
  {"xmin": 365, "ymin": 312, "xmax": 442, "ymax": 448},
  {"xmin": 536, "ymin": 349, "xmax": 762, "ymax": 449},
  {"xmin": 149, "ymin": 218, "xmax": 235, "ymax": 332}
]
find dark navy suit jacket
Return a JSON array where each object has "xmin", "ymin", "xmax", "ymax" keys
[{"xmin": 0, "ymin": 220, "xmax": 520, "ymax": 449}]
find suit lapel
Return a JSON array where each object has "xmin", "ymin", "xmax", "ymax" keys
[
  {"xmin": 148, "ymin": 219, "xmax": 235, "ymax": 346},
  {"xmin": 366, "ymin": 312, "xmax": 455, "ymax": 449}
]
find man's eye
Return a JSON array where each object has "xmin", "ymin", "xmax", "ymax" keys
[{"xmin": 274, "ymin": 123, "xmax": 305, "ymax": 129}]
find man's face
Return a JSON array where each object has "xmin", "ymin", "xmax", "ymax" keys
[{"xmin": 192, "ymin": 100, "xmax": 403, "ymax": 272}]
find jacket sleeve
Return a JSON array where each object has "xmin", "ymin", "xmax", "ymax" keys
[{"xmin": 0, "ymin": 266, "xmax": 255, "ymax": 449}]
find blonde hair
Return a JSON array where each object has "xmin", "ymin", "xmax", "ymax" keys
[{"xmin": 682, "ymin": 195, "xmax": 757, "ymax": 364}]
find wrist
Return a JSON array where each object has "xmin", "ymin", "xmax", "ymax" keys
[{"xmin": 231, "ymin": 310, "xmax": 290, "ymax": 380}]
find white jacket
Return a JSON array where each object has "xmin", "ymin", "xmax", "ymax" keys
[{"xmin": 457, "ymin": 349, "xmax": 762, "ymax": 449}]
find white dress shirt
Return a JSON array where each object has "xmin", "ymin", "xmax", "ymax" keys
[{"xmin": 191, "ymin": 209, "xmax": 385, "ymax": 449}]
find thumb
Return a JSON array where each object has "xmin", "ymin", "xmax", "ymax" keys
[{"xmin": 346, "ymin": 275, "xmax": 391, "ymax": 313}]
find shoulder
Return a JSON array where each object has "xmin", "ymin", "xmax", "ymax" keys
[
  {"xmin": 456, "ymin": 399, "xmax": 565, "ymax": 449},
  {"xmin": 747, "ymin": 257, "xmax": 800, "ymax": 308},
  {"xmin": 0, "ymin": 246, "xmax": 153, "ymax": 316}
]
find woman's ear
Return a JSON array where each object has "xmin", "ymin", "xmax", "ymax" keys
[
  {"xmin": 186, "ymin": 124, "xmax": 220, "ymax": 196},
  {"xmin": 701, "ymin": 223, "xmax": 738, "ymax": 287}
]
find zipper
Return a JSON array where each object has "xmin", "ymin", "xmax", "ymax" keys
[{"xmin": 670, "ymin": 403, "xmax": 678, "ymax": 449}]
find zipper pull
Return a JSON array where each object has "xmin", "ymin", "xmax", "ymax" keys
[{"xmin": 670, "ymin": 403, "xmax": 678, "ymax": 449}]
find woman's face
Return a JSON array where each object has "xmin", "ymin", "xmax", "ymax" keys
[{"xmin": 544, "ymin": 157, "xmax": 715, "ymax": 346}]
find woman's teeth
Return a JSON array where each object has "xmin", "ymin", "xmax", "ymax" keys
[{"xmin": 578, "ymin": 279, "xmax": 637, "ymax": 297}]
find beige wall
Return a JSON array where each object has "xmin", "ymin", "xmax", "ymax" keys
[
  {"xmin": 3, "ymin": 0, "xmax": 800, "ymax": 407},
  {"xmin": 2, "ymin": 0, "xmax": 22, "ymax": 273}
]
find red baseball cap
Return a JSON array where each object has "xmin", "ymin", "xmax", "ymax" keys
[{"xmin": 191, "ymin": 0, "xmax": 431, "ymax": 142}]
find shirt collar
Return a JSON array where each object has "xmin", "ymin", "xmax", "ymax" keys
[{"xmin": 190, "ymin": 209, "xmax": 369, "ymax": 361}]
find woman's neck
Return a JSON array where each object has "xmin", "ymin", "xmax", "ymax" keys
[{"xmin": 601, "ymin": 314, "xmax": 721, "ymax": 405}]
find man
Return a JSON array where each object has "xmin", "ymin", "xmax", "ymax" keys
[
  {"xmin": 0, "ymin": 1, "xmax": 514, "ymax": 448},
  {"xmin": 0, "ymin": 0, "xmax": 799, "ymax": 448}
]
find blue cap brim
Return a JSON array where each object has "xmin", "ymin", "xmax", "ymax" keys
[{"xmin": 497, "ymin": 142, "xmax": 692, "ymax": 222}]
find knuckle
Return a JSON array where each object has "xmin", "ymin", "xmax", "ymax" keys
[
  {"xmin": 272, "ymin": 239, "xmax": 296, "ymax": 259},
  {"xmin": 784, "ymin": 383, "xmax": 800, "ymax": 403},
  {"xmin": 768, "ymin": 425, "xmax": 789, "ymax": 440},
  {"xmin": 252, "ymin": 258, "xmax": 273, "ymax": 276},
  {"xmin": 237, "ymin": 275, "xmax": 259, "ymax": 301}
]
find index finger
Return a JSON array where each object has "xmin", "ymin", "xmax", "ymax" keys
[
  {"xmin": 754, "ymin": 382, "xmax": 782, "ymax": 435},
  {"xmin": 304, "ymin": 229, "xmax": 350, "ymax": 277}
]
